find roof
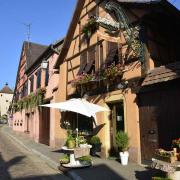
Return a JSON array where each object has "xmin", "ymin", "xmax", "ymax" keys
[
  {"xmin": 25, "ymin": 41, "xmax": 48, "ymax": 71},
  {"xmin": 142, "ymin": 62, "xmax": 180, "ymax": 86},
  {"xmin": 26, "ymin": 38, "xmax": 64, "ymax": 74},
  {"xmin": 12, "ymin": 41, "xmax": 47, "ymax": 101},
  {"xmin": 54, "ymin": 0, "xmax": 180, "ymax": 69},
  {"xmin": 0, "ymin": 83, "xmax": 13, "ymax": 94}
]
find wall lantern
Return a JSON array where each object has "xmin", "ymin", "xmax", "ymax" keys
[
  {"xmin": 41, "ymin": 60, "xmax": 48, "ymax": 69},
  {"xmin": 117, "ymin": 81, "xmax": 128, "ymax": 90}
]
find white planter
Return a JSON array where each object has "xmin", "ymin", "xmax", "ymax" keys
[{"xmin": 119, "ymin": 151, "xmax": 129, "ymax": 165}]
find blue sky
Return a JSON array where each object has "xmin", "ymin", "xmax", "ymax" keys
[{"xmin": 0, "ymin": 0, "xmax": 179, "ymax": 90}]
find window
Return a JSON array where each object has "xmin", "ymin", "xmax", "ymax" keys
[
  {"xmin": 78, "ymin": 46, "xmax": 96, "ymax": 75},
  {"xmin": 78, "ymin": 51, "xmax": 87, "ymax": 75},
  {"xmin": 21, "ymin": 82, "xmax": 28, "ymax": 98},
  {"xmin": 45, "ymin": 66, "xmax": 49, "ymax": 86},
  {"xmin": 30, "ymin": 75, "xmax": 34, "ymax": 92},
  {"xmin": 36, "ymin": 70, "xmax": 41, "ymax": 89},
  {"xmin": 106, "ymin": 41, "xmax": 119, "ymax": 66},
  {"xmin": 85, "ymin": 46, "xmax": 96, "ymax": 74}
]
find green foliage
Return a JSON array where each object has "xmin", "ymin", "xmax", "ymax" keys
[
  {"xmin": 82, "ymin": 18, "xmax": 98, "ymax": 39},
  {"xmin": 59, "ymin": 154, "xmax": 69, "ymax": 164},
  {"xmin": 152, "ymin": 177, "xmax": 172, "ymax": 180},
  {"xmin": 90, "ymin": 136, "xmax": 101, "ymax": 145},
  {"xmin": 12, "ymin": 103, "xmax": 18, "ymax": 112},
  {"xmin": 78, "ymin": 156, "xmax": 92, "ymax": 163},
  {"xmin": 12, "ymin": 88, "xmax": 46, "ymax": 112},
  {"xmin": 77, "ymin": 136, "xmax": 87, "ymax": 144},
  {"xmin": 115, "ymin": 131, "xmax": 129, "ymax": 152},
  {"xmin": 65, "ymin": 130, "xmax": 76, "ymax": 149},
  {"xmin": 17, "ymin": 100, "xmax": 23, "ymax": 111},
  {"xmin": 1, "ymin": 114, "xmax": 7, "ymax": 120},
  {"xmin": 103, "ymin": 63, "xmax": 124, "ymax": 80}
]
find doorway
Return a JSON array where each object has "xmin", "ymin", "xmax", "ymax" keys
[
  {"xmin": 139, "ymin": 80, "xmax": 180, "ymax": 162},
  {"xmin": 40, "ymin": 107, "xmax": 50, "ymax": 145},
  {"xmin": 25, "ymin": 113, "xmax": 30, "ymax": 133},
  {"xmin": 108, "ymin": 101, "xmax": 125, "ymax": 155}
]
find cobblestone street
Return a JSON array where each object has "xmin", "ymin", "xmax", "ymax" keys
[{"xmin": 0, "ymin": 125, "xmax": 69, "ymax": 180}]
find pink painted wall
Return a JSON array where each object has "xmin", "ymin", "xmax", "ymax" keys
[{"xmin": 13, "ymin": 51, "xmax": 60, "ymax": 147}]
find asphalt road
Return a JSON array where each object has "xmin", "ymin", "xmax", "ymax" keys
[{"xmin": 0, "ymin": 125, "xmax": 70, "ymax": 180}]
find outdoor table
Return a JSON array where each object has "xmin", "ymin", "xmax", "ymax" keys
[
  {"xmin": 61, "ymin": 145, "xmax": 92, "ymax": 168},
  {"xmin": 152, "ymin": 158, "xmax": 180, "ymax": 180}
]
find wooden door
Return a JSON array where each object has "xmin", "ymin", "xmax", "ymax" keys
[
  {"xmin": 139, "ymin": 93, "xmax": 159, "ymax": 161},
  {"xmin": 41, "ymin": 107, "xmax": 50, "ymax": 145},
  {"xmin": 139, "ymin": 80, "xmax": 180, "ymax": 162}
]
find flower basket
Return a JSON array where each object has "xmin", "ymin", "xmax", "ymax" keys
[
  {"xmin": 172, "ymin": 138, "xmax": 180, "ymax": 153},
  {"xmin": 155, "ymin": 149, "xmax": 178, "ymax": 163},
  {"xmin": 155, "ymin": 154, "xmax": 177, "ymax": 163}
]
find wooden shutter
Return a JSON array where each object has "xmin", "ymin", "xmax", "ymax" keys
[
  {"xmin": 84, "ymin": 46, "xmax": 96, "ymax": 73},
  {"xmin": 78, "ymin": 51, "xmax": 87, "ymax": 75},
  {"xmin": 105, "ymin": 41, "xmax": 118, "ymax": 65}
]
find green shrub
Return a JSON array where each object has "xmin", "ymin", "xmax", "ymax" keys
[
  {"xmin": 59, "ymin": 154, "xmax": 69, "ymax": 164},
  {"xmin": 78, "ymin": 156, "xmax": 92, "ymax": 163},
  {"xmin": 115, "ymin": 131, "xmax": 129, "ymax": 152},
  {"xmin": 152, "ymin": 177, "xmax": 172, "ymax": 180},
  {"xmin": 90, "ymin": 136, "xmax": 101, "ymax": 145}
]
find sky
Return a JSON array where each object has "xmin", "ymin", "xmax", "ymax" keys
[{"xmin": 0, "ymin": 0, "xmax": 179, "ymax": 90}]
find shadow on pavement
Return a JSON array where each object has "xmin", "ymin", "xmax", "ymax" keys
[
  {"xmin": 69, "ymin": 163, "xmax": 126, "ymax": 180},
  {"xmin": 0, "ymin": 149, "xmax": 68, "ymax": 180},
  {"xmin": 135, "ymin": 167, "xmax": 166, "ymax": 180}
]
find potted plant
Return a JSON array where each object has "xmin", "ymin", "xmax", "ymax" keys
[
  {"xmin": 82, "ymin": 17, "xmax": 98, "ymax": 40},
  {"xmin": 78, "ymin": 156, "xmax": 92, "ymax": 166},
  {"xmin": 59, "ymin": 154, "xmax": 69, "ymax": 165},
  {"xmin": 66, "ymin": 130, "xmax": 76, "ymax": 149},
  {"xmin": 90, "ymin": 135, "xmax": 101, "ymax": 156},
  {"xmin": 102, "ymin": 63, "xmax": 124, "ymax": 81},
  {"xmin": 78, "ymin": 136, "xmax": 87, "ymax": 147},
  {"xmin": 115, "ymin": 131, "xmax": 129, "ymax": 165}
]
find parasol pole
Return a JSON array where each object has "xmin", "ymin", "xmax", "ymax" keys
[{"xmin": 76, "ymin": 113, "xmax": 78, "ymax": 147}]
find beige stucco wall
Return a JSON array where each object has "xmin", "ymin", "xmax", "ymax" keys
[{"xmin": 56, "ymin": 0, "xmax": 148, "ymax": 163}]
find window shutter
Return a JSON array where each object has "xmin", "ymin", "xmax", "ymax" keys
[
  {"xmin": 78, "ymin": 51, "xmax": 87, "ymax": 75},
  {"xmin": 84, "ymin": 46, "xmax": 96, "ymax": 73},
  {"xmin": 105, "ymin": 41, "xmax": 118, "ymax": 65}
]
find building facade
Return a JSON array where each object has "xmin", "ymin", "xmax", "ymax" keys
[
  {"xmin": 12, "ymin": 40, "xmax": 64, "ymax": 147},
  {"xmin": 0, "ymin": 83, "xmax": 13, "ymax": 118},
  {"xmin": 54, "ymin": 0, "xmax": 180, "ymax": 163}
]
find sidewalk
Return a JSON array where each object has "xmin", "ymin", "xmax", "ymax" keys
[{"xmin": 2, "ymin": 126, "xmax": 159, "ymax": 180}]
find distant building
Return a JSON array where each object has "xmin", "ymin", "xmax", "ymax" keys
[{"xmin": 0, "ymin": 83, "xmax": 13, "ymax": 117}]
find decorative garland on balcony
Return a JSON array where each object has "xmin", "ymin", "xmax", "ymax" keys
[
  {"xmin": 12, "ymin": 87, "xmax": 46, "ymax": 112},
  {"xmin": 82, "ymin": 2, "xmax": 145, "ymax": 63},
  {"xmin": 103, "ymin": 2, "xmax": 144, "ymax": 62}
]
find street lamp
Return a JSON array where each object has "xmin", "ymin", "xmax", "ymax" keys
[{"xmin": 41, "ymin": 60, "xmax": 48, "ymax": 69}]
